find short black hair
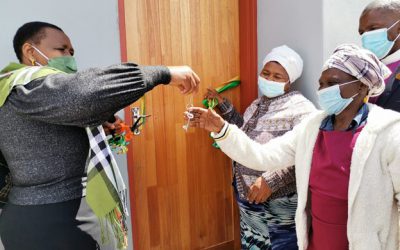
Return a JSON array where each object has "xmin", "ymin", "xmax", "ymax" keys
[{"xmin": 13, "ymin": 21, "xmax": 63, "ymax": 62}]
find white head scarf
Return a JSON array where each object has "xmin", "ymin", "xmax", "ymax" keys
[{"xmin": 262, "ymin": 45, "xmax": 303, "ymax": 83}]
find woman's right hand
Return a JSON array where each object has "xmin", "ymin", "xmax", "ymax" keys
[
  {"xmin": 185, "ymin": 107, "xmax": 225, "ymax": 133},
  {"xmin": 168, "ymin": 66, "xmax": 200, "ymax": 94},
  {"xmin": 204, "ymin": 88, "xmax": 223, "ymax": 103}
]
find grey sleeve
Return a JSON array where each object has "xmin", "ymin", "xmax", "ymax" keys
[
  {"xmin": 217, "ymin": 98, "xmax": 244, "ymax": 127},
  {"xmin": 7, "ymin": 63, "xmax": 171, "ymax": 127}
]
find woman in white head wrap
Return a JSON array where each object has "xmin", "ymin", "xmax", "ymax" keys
[
  {"xmin": 190, "ymin": 44, "xmax": 400, "ymax": 250},
  {"xmin": 204, "ymin": 45, "xmax": 315, "ymax": 250}
]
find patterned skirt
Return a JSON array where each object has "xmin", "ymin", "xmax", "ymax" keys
[{"xmin": 236, "ymin": 190, "xmax": 298, "ymax": 250}]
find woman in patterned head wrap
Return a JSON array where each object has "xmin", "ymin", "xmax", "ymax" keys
[
  {"xmin": 189, "ymin": 44, "xmax": 400, "ymax": 250},
  {"xmin": 204, "ymin": 45, "xmax": 316, "ymax": 250}
]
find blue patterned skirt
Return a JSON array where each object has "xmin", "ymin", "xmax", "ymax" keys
[{"xmin": 235, "ymin": 188, "xmax": 298, "ymax": 250}]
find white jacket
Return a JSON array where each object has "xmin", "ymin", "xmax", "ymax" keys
[{"xmin": 213, "ymin": 104, "xmax": 400, "ymax": 250}]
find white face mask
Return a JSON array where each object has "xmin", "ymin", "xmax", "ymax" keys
[{"xmin": 258, "ymin": 76, "xmax": 287, "ymax": 98}]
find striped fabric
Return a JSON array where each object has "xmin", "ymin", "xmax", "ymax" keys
[{"xmin": 86, "ymin": 126, "xmax": 129, "ymax": 249}]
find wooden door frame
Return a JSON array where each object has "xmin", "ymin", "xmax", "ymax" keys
[
  {"xmin": 238, "ymin": 0, "xmax": 258, "ymax": 112},
  {"xmin": 117, "ymin": 0, "xmax": 258, "ymax": 249}
]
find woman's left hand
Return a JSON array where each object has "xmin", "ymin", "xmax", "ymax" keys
[
  {"xmin": 247, "ymin": 177, "xmax": 272, "ymax": 204},
  {"xmin": 103, "ymin": 116, "xmax": 123, "ymax": 135}
]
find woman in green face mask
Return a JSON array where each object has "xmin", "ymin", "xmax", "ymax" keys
[
  {"xmin": 0, "ymin": 21, "xmax": 200, "ymax": 250},
  {"xmin": 20, "ymin": 25, "xmax": 77, "ymax": 73}
]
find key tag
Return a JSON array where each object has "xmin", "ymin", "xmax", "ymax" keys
[{"xmin": 183, "ymin": 95, "xmax": 194, "ymax": 132}]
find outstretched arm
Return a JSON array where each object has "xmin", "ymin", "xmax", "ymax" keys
[
  {"xmin": 9, "ymin": 64, "xmax": 199, "ymax": 127},
  {"xmin": 188, "ymin": 107, "xmax": 299, "ymax": 172}
]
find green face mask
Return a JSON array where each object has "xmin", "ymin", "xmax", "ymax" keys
[
  {"xmin": 47, "ymin": 56, "xmax": 78, "ymax": 74},
  {"xmin": 31, "ymin": 45, "xmax": 78, "ymax": 74}
]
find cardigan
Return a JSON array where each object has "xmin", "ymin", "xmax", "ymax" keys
[
  {"xmin": 212, "ymin": 104, "xmax": 400, "ymax": 250},
  {"xmin": 217, "ymin": 91, "xmax": 315, "ymax": 199}
]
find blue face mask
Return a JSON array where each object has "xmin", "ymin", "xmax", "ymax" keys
[
  {"xmin": 258, "ymin": 76, "xmax": 287, "ymax": 98},
  {"xmin": 361, "ymin": 20, "xmax": 400, "ymax": 59},
  {"xmin": 317, "ymin": 80, "xmax": 359, "ymax": 115}
]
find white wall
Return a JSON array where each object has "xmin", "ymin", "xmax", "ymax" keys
[
  {"xmin": 258, "ymin": 0, "xmax": 372, "ymax": 105},
  {"xmin": 0, "ymin": 0, "xmax": 133, "ymax": 249},
  {"xmin": 323, "ymin": 0, "xmax": 372, "ymax": 60}
]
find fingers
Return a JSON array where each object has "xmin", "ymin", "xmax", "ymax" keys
[
  {"xmin": 103, "ymin": 121, "xmax": 115, "ymax": 130},
  {"xmin": 187, "ymin": 107, "xmax": 208, "ymax": 114},
  {"xmin": 248, "ymin": 186, "xmax": 268, "ymax": 204},
  {"xmin": 247, "ymin": 185, "xmax": 258, "ymax": 204},
  {"xmin": 248, "ymin": 178, "xmax": 272, "ymax": 204},
  {"xmin": 102, "ymin": 121, "xmax": 115, "ymax": 136},
  {"xmin": 255, "ymin": 190, "xmax": 267, "ymax": 204},
  {"xmin": 187, "ymin": 75, "xmax": 197, "ymax": 95},
  {"xmin": 204, "ymin": 88, "xmax": 219, "ymax": 99},
  {"xmin": 182, "ymin": 112, "xmax": 203, "ymax": 128},
  {"xmin": 186, "ymin": 71, "xmax": 200, "ymax": 94},
  {"xmin": 168, "ymin": 66, "xmax": 200, "ymax": 95},
  {"xmin": 192, "ymin": 71, "xmax": 200, "ymax": 93}
]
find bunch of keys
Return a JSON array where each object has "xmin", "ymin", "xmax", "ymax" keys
[{"xmin": 183, "ymin": 95, "xmax": 194, "ymax": 132}]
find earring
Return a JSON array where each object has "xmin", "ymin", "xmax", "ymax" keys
[{"xmin": 30, "ymin": 58, "xmax": 35, "ymax": 66}]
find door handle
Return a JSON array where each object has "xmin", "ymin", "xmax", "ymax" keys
[{"xmin": 131, "ymin": 107, "xmax": 151, "ymax": 135}]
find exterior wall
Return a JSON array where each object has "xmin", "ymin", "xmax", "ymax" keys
[
  {"xmin": 258, "ymin": 0, "xmax": 372, "ymax": 105},
  {"xmin": 323, "ymin": 0, "xmax": 372, "ymax": 60}
]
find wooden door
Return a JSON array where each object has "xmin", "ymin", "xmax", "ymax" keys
[{"xmin": 122, "ymin": 0, "xmax": 241, "ymax": 249}]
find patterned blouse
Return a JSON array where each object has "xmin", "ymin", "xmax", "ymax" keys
[{"xmin": 217, "ymin": 91, "xmax": 316, "ymax": 200}]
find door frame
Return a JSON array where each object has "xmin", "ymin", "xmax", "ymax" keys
[{"xmin": 117, "ymin": 0, "xmax": 258, "ymax": 248}]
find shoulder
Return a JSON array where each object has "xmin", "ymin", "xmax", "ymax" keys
[
  {"xmin": 289, "ymin": 110, "xmax": 326, "ymax": 134},
  {"xmin": 288, "ymin": 91, "xmax": 316, "ymax": 109},
  {"xmin": 366, "ymin": 104, "xmax": 400, "ymax": 133},
  {"xmin": 248, "ymin": 97, "xmax": 263, "ymax": 107},
  {"xmin": 244, "ymin": 97, "xmax": 263, "ymax": 113}
]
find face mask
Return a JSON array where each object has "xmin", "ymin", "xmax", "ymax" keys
[
  {"xmin": 258, "ymin": 76, "xmax": 287, "ymax": 98},
  {"xmin": 31, "ymin": 45, "xmax": 78, "ymax": 74},
  {"xmin": 361, "ymin": 20, "xmax": 400, "ymax": 59},
  {"xmin": 317, "ymin": 79, "xmax": 359, "ymax": 115}
]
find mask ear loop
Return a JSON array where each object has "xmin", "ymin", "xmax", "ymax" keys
[
  {"xmin": 388, "ymin": 20, "xmax": 400, "ymax": 31},
  {"xmin": 388, "ymin": 20, "xmax": 400, "ymax": 42},
  {"xmin": 29, "ymin": 44, "xmax": 49, "ymax": 66},
  {"xmin": 337, "ymin": 79, "xmax": 361, "ymax": 100}
]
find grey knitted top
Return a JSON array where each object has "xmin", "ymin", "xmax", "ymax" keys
[{"xmin": 0, "ymin": 63, "xmax": 171, "ymax": 205}]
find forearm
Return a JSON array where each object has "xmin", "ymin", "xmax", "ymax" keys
[
  {"xmin": 212, "ymin": 122, "xmax": 296, "ymax": 172},
  {"xmin": 262, "ymin": 166, "xmax": 296, "ymax": 193},
  {"xmin": 217, "ymin": 98, "xmax": 244, "ymax": 127},
  {"xmin": 9, "ymin": 63, "xmax": 171, "ymax": 127}
]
